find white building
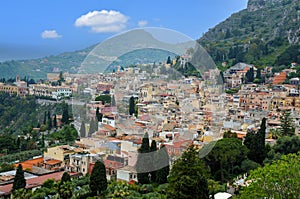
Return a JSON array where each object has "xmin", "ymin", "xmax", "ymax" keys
[{"xmin": 117, "ymin": 165, "xmax": 137, "ymax": 182}]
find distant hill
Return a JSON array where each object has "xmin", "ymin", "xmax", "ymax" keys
[
  {"xmin": 199, "ymin": 0, "xmax": 300, "ymax": 68},
  {"xmin": 0, "ymin": 45, "xmax": 94, "ymax": 79},
  {"xmin": 0, "ymin": 29, "xmax": 193, "ymax": 79}
]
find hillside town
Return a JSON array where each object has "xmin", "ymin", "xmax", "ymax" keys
[{"xmin": 0, "ymin": 57, "xmax": 299, "ymax": 197}]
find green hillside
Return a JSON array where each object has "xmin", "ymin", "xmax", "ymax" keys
[{"xmin": 199, "ymin": 0, "xmax": 300, "ymax": 69}]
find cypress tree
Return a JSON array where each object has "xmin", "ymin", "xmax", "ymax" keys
[
  {"xmin": 47, "ymin": 111, "xmax": 52, "ymax": 130},
  {"xmin": 155, "ymin": 145, "xmax": 170, "ymax": 184},
  {"xmin": 150, "ymin": 140, "xmax": 157, "ymax": 182},
  {"xmin": 136, "ymin": 132, "xmax": 151, "ymax": 184},
  {"xmin": 43, "ymin": 111, "xmax": 47, "ymax": 125},
  {"xmin": 80, "ymin": 121, "xmax": 86, "ymax": 137},
  {"xmin": 12, "ymin": 164, "xmax": 26, "ymax": 191},
  {"xmin": 53, "ymin": 115, "xmax": 57, "ymax": 128},
  {"xmin": 88, "ymin": 118, "xmax": 95, "ymax": 136},
  {"xmin": 129, "ymin": 96, "xmax": 135, "ymax": 116},
  {"xmin": 89, "ymin": 160, "xmax": 107, "ymax": 196},
  {"xmin": 96, "ymin": 107, "xmax": 103, "ymax": 122},
  {"xmin": 244, "ymin": 117, "xmax": 267, "ymax": 164},
  {"xmin": 61, "ymin": 172, "xmax": 71, "ymax": 183},
  {"xmin": 61, "ymin": 102, "xmax": 69, "ymax": 124},
  {"xmin": 111, "ymin": 95, "xmax": 116, "ymax": 106}
]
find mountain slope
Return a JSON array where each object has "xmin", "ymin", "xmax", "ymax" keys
[
  {"xmin": 199, "ymin": 0, "xmax": 300, "ymax": 68},
  {"xmin": 0, "ymin": 45, "xmax": 94, "ymax": 79}
]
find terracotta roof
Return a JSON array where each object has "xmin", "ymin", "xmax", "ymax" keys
[
  {"xmin": 44, "ymin": 159, "xmax": 62, "ymax": 165},
  {"xmin": 0, "ymin": 171, "xmax": 80, "ymax": 196},
  {"xmin": 103, "ymin": 124, "xmax": 116, "ymax": 131},
  {"xmin": 15, "ymin": 157, "xmax": 44, "ymax": 171}
]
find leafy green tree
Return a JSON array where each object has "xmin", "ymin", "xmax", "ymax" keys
[
  {"xmin": 136, "ymin": 132, "xmax": 151, "ymax": 184},
  {"xmin": 238, "ymin": 153, "xmax": 300, "ymax": 199},
  {"xmin": 279, "ymin": 110, "xmax": 295, "ymax": 137},
  {"xmin": 12, "ymin": 164, "xmax": 26, "ymax": 191},
  {"xmin": 0, "ymin": 162, "xmax": 14, "ymax": 172},
  {"xmin": 204, "ymin": 138, "xmax": 248, "ymax": 182},
  {"xmin": 95, "ymin": 95, "xmax": 111, "ymax": 105},
  {"xmin": 12, "ymin": 188, "xmax": 33, "ymax": 199},
  {"xmin": 244, "ymin": 118, "xmax": 267, "ymax": 164},
  {"xmin": 89, "ymin": 160, "xmax": 107, "ymax": 196},
  {"xmin": 80, "ymin": 121, "xmax": 86, "ymax": 137},
  {"xmin": 168, "ymin": 146, "xmax": 209, "ymax": 199},
  {"xmin": 245, "ymin": 67, "xmax": 254, "ymax": 83},
  {"xmin": 223, "ymin": 130, "xmax": 237, "ymax": 138},
  {"xmin": 264, "ymin": 135, "xmax": 300, "ymax": 164},
  {"xmin": 61, "ymin": 172, "xmax": 71, "ymax": 183}
]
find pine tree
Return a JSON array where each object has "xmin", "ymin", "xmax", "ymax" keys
[
  {"xmin": 80, "ymin": 121, "xmax": 86, "ymax": 137},
  {"xmin": 167, "ymin": 146, "xmax": 209, "ymax": 199},
  {"xmin": 12, "ymin": 164, "xmax": 26, "ymax": 191},
  {"xmin": 279, "ymin": 110, "xmax": 295, "ymax": 137},
  {"xmin": 89, "ymin": 160, "xmax": 107, "ymax": 196}
]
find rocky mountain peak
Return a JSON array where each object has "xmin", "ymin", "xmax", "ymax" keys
[{"xmin": 247, "ymin": 0, "xmax": 284, "ymax": 11}]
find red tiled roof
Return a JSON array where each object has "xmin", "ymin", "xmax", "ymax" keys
[
  {"xmin": 15, "ymin": 157, "xmax": 44, "ymax": 171},
  {"xmin": 103, "ymin": 124, "xmax": 116, "ymax": 131},
  {"xmin": 44, "ymin": 159, "xmax": 62, "ymax": 165},
  {"xmin": 0, "ymin": 171, "xmax": 80, "ymax": 196}
]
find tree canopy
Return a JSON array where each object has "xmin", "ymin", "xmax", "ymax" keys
[
  {"xmin": 238, "ymin": 153, "xmax": 300, "ymax": 199},
  {"xmin": 89, "ymin": 160, "xmax": 107, "ymax": 196},
  {"xmin": 12, "ymin": 164, "xmax": 26, "ymax": 191},
  {"xmin": 168, "ymin": 146, "xmax": 209, "ymax": 199}
]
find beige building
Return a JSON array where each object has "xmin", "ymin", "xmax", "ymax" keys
[{"xmin": 43, "ymin": 145, "xmax": 75, "ymax": 165}]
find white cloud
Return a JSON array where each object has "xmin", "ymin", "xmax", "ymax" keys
[
  {"xmin": 138, "ymin": 20, "xmax": 148, "ymax": 27},
  {"xmin": 75, "ymin": 10, "xmax": 129, "ymax": 33},
  {"xmin": 41, "ymin": 30, "xmax": 62, "ymax": 39}
]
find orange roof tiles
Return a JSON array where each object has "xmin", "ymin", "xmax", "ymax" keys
[
  {"xmin": 44, "ymin": 159, "xmax": 62, "ymax": 165},
  {"xmin": 15, "ymin": 157, "xmax": 44, "ymax": 171},
  {"xmin": 273, "ymin": 72, "xmax": 287, "ymax": 84},
  {"xmin": 0, "ymin": 171, "xmax": 80, "ymax": 196}
]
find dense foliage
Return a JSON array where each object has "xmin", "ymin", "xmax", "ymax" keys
[
  {"xmin": 168, "ymin": 146, "xmax": 209, "ymax": 199},
  {"xmin": 89, "ymin": 160, "xmax": 108, "ymax": 196},
  {"xmin": 0, "ymin": 93, "xmax": 38, "ymax": 133},
  {"xmin": 12, "ymin": 164, "xmax": 26, "ymax": 191},
  {"xmin": 238, "ymin": 152, "xmax": 300, "ymax": 199},
  {"xmin": 199, "ymin": 0, "xmax": 300, "ymax": 67}
]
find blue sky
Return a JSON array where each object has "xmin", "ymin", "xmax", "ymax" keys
[{"xmin": 0, "ymin": 0, "xmax": 248, "ymax": 61}]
